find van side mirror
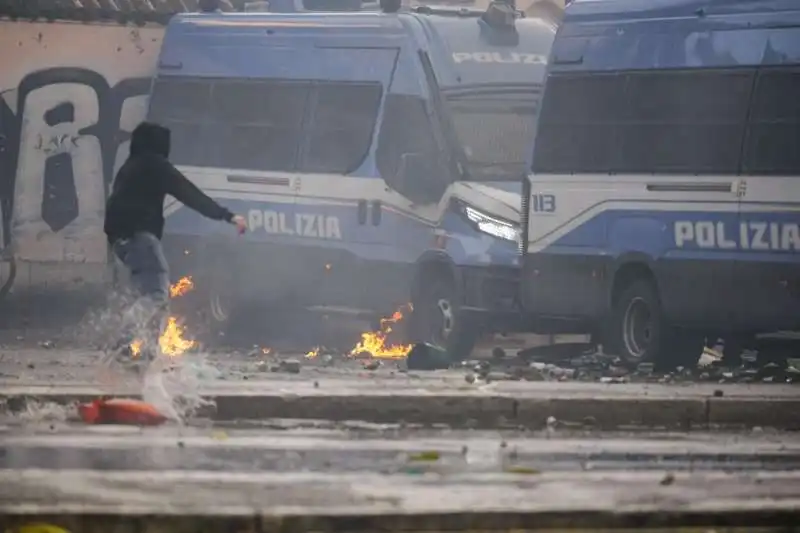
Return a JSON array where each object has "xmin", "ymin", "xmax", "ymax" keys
[{"xmin": 397, "ymin": 152, "xmax": 448, "ymax": 205}]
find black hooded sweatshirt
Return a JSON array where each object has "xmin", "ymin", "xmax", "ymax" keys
[{"xmin": 104, "ymin": 122, "xmax": 234, "ymax": 243}]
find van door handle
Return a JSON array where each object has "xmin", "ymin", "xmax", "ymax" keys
[
  {"xmin": 371, "ymin": 200, "xmax": 382, "ymax": 226},
  {"xmin": 357, "ymin": 200, "xmax": 368, "ymax": 225},
  {"xmin": 646, "ymin": 182, "xmax": 733, "ymax": 193}
]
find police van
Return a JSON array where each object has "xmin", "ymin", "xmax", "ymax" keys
[
  {"xmin": 149, "ymin": 0, "xmax": 557, "ymax": 358},
  {"xmin": 521, "ymin": 0, "xmax": 800, "ymax": 368}
]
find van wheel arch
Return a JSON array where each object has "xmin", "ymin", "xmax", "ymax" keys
[
  {"xmin": 410, "ymin": 252, "xmax": 459, "ymax": 304},
  {"xmin": 609, "ymin": 259, "xmax": 659, "ymax": 309}
]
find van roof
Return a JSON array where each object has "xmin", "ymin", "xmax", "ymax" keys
[
  {"xmin": 163, "ymin": 8, "xmax": 556, "ymax": 88},
  {"xmin": 564, "ymin": 0, "xmax": 800, "ymax": 22},
  {"xmin": 171, "ymin": 10, "xmax": 404, "ymax": 32},
  {"xmin": 550, "ymin": 0, "xmax": 800, "ymax": 72}
]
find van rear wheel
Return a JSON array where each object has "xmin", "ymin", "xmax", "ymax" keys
[{"xmin": 609, "ymin": 279, "xmax": 703, "ymax": 370}]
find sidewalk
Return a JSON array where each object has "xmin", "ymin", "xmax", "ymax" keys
[{"xmin": 2, "ymin": 376, "xmax": 799, "ymax": 430}]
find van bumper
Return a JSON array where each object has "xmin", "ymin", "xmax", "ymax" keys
[{"xmin": 459, "ymin": 265, "xmax": 524, "ymax": 332}]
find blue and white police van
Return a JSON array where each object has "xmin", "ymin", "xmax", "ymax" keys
[
  {"xmin": 521, "ymin": 0, "xmax": 800, "ymax": 368},
  {"xmin": 149, "ymin": 0, "xmax": 557, "ymax": 358}
]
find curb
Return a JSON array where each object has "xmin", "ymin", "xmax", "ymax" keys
[
  {"xmin": 3, "ymin": 391, "xmax": 800, "ymax": 430},
  {"xmin": 3, "ymin": 510, "xmax": 800, "ymax": 533}
]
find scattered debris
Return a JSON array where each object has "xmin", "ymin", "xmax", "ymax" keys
[
  {"xmin": 275, "ymin": 359, "xmax": 301, "ymax": 374},
  {"xmin": 660, "ymin": 472, "xmax": 676, "ymax": 486},
  {"xmin": 407, "ymin": 343, "xmax": 450, "ymax": 371},
  {"xmin": 362, "ymin": 360, "xmax": 381, "ymax": 371},
  {"xmin": 600, "ymin": 376, "xmax": 629, "ymax": 384},
  {"xmin": 504, "ymin": 465, "xmax": 540, "ymax": 475},
  {"xmin": 408, "ymin": 450, "xmax": 440, "ymax": 462}
]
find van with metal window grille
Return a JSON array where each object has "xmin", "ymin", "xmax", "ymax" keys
[
  {"xmin": 521, "ymin": 0, "xmax": 800, "ymax": 369},
  {"xmin": 151, "ymin": 0, "xmax": 558, "ymax": 358}
]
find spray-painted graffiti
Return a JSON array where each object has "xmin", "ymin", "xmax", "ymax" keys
[
  {"xmin": 0, "ymin": 21, "xmax": 162, "ymax": 290},
  {"xmin": 0, "ymin": 70, "xmax": 151, "ymax": 257}
]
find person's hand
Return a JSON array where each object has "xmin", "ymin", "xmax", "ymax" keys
[{"xmin": 230, "ymin": 214, "xmax": 247, "ymax": 235}]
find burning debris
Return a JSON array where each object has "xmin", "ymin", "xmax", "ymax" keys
[
  {"xmin": 169, "ymin": 276, "xmax": 195, "ymax": 298},
  {"xmin": 130, "ymin": 276, "xmax": 197, "ymax": 358},
  {"xmin": 349, "ymin": 304, "xmax": 413, "ymax": 359},
  {"xmin": 304, "ymin": 304, "xmax": 414, "ymax": 361},
  {"xmin": 306, "ymin": 347, "xmax": 320, "ymax": 359}
]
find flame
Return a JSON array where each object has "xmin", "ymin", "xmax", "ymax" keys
[
  {"xmin": 129, "ymin": 276, "xmax": 196, "ymax": 357},
  {"xmin": 159, "ymin": 316, "xmax": 196, "ymax": 356},
  {"xmin": 130, "ymin": 339, "xmax": 142, "ymax": 357},
  {"xmin": 349, "ymin": 304, "xmax": 412, "ymax": 359},
  {"xmin": 306, "ymin": 347, "xmax": 320, "ymax": 358},
  {"xmin": 169, "ymin": 276, "xmax": 195, "ymax": 298}
]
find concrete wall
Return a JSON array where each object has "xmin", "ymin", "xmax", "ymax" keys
[{"xmin": 0, "ymin": 21, "xmax": 163, "ymax": 294}]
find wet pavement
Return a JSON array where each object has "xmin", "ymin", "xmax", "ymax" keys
[
  {"xmin": 2, "ymin": 346, "xmax": 800, "ymax": 523},
  {"xmin": 2, "ymin": 425, "xmax": 800, "ymax": 474},
  {"xmin": 2, "ymin": 426, "xmax": 800, "ymax": 528}
]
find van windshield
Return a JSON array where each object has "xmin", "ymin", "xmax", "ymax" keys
[{"xmin": 443, "ymin": 84, "xmax": 539, "ymax": 182}]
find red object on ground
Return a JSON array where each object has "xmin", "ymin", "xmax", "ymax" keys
[{"xmin": 78, "ymin": 398, "xmax": 168, "ymax": 426}]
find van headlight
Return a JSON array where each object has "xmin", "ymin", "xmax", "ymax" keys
[{"xmin": 463, "ymin": 205, "xmax": 520, "ymax": 243}]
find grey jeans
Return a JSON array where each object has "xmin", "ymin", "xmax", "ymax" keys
[{"xmin": 111, "ymin": 232, "xmax": 170, "ymax": 359}]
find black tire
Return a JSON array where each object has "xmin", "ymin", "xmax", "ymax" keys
[
  {"xmin": 608, "ymin": 278, "xmax": 703, "ymax": 370},
  {"xmin": 409, "ymin": 277, "xmax": 479, "ymax": 363}
]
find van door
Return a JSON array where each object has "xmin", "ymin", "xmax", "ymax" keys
[
  {"xmin": 619, "ymin": 69, "xmax": 752, "ymax": 329},
  {"xmin": 153, "ymin": 74, "xmax": 310, "ymax": 309},
  {"xmin": 293, "ymin": 45, "xmax": 401, "ymax": 311},
  {"xmin": 295, "ymin": 45, "xmax": 400, "ymax": 245},
  {"xmin": 736, "ymin": 62, "xmax": 800, "ymax": 332}
]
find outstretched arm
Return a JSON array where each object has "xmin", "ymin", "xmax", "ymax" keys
[{"xmin": 163, "ymin": 160, "xmax": 234, "ymax": 222}]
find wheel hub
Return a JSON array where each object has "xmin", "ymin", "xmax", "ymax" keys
[
  {"xmin": 436, "ymin": 298, "xmax": 454, "ymax": 342},
  {"xmin": 622, "ymin": 296, "xmax": 653, "ymax": 359},
  {"xmin": 209, "ymin": 292, "xmax": 230, "ymax": 323}
]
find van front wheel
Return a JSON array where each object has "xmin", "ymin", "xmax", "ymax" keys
[{"xmin": 409, "ymin": 278, "xmax": 478, "ymax": 364}]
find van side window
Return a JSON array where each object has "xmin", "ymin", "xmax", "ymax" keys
[
  {"xmin": 532, "ymin": 73, "xmax": 625, "ymax": 173},
  {"xmin": 618, "ymin": 69, "xmax": 753, "ymax": 174},
  {"xmin": 532, "ymin": 69, "xmax": 754, "ymax": 175},
  {"xmin": 148, "ymin": 78, "xmax": 212, "ymax": 166},
  {"xmin": 376, "ymin": 94, "xmax": 437, "ymax": 191},
  {"xmin": 212, "ymin": 80, "xmax": 309, "ymax": 172},
  {"xmin": 302, "ymin": 82, "xmax": 382, "ymax": 174},
  {"xmin": 742, "ymin": 66, "xmax": 800, "ymax": 175}
]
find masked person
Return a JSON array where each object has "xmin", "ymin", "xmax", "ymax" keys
[{"xmin": 103, "ymin": 122, "xmax": 247, "ymax": 372}]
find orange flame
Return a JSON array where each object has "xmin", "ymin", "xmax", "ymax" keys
[
  {"xmin": 130, "ymin": 276, "xmax": 196, "ymax": 358},
  {"xmin": 169, "ymin": 276, "xmax": 195, "ymax": 298},
  {"xmin": 159, "ymin": 316, "xmax": 196, "ymax": 356},
  {"xmin": 349, "ymin": 304, "xmax": 412, "ymax": 359}
]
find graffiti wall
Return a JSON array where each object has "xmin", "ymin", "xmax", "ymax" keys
[{"xmin": 0, "ymin": 21, "xmax": 163, "ymax": 292}]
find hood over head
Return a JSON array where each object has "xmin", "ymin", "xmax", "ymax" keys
[{"xmin": 129, "ymin": 122, "xmax": 171, "ymax": 158}]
